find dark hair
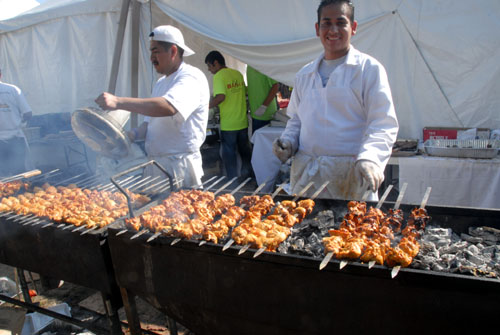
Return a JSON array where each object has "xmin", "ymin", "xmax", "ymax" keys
[
  {"xmin": 317, "ymin": 0, "xmax": 354, "ymax": 24},
  {"xmin": 205, "ymin": 50, "xmax": 226, "ymax": 66}
]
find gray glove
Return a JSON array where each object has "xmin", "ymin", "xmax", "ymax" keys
[
  {"xmin": 254, "ymin": 105, "xmax": 267, "ymax": 116},
  {"xmin": 354, "ymin": 159, "xmax": 384, "ymax": 192},
  {"xmin": 272, "ymin": 138, "xmax": 292, "ymax": 163}
]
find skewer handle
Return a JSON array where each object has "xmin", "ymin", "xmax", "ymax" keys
[
  {"xmin": 393, "ymin": 182, "xmax": 408, "ymax": 210},
  {"xmin": 292, "ymin": 181, "xmax": 315, "ymax": 202},
  {"xmin": 222, "ymin": 239, "xmax": 234, "ymax": 251},
  {"xmin": 253, "ymin": 247, "xmax": 266, "ymax": 258},
  {"xmin": 375, "ymin": 184, "xmax": 393, "ymax": 209},
  {"xmin": 238, "ymin": 244, "xmax": 250, "ymax": 255},
  {"xmin": 420, "ymin": 187, "xmax": 432, "ymax": 209},
  {"xmin": 319, "ymin": 252, "xmax": 334, "ymax": 270}
]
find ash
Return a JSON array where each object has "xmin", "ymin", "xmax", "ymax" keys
[
  {"xmin": 412, "ymin": 225, "xmax": 500, "ymax": 278},
  {"xmin": 278, "ymin": 209, "xmax": 500, "ymax": 279},
  {"xmin": 278, "ymin": 210, "xmax": 338, "ymax": 258}
]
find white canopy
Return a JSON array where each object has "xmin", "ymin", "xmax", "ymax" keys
[{"xmin": 1, "ymin": 0, "xmax": 499, "ymax": 139}]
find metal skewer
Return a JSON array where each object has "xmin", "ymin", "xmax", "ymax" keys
[
  {"xmin": 81, "ymin": 226, "xmax": 99, "ymax": 235},
  {"xmin": 72, "ymin": 225, "xmax": 86, "ymax": 233},
  {"xmin": 391, "ymin": 186, "xmax": 431, "ymax": 279},
  {"xmin": 130, "ymin": 229, "xmax": 149, "ymax": 240}
]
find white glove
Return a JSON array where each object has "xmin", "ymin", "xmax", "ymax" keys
[
  {"xmin": 254, "ymin": 105, "xmax": 267, "ymax": 116},
  {"xmin": 354, "ymin": 159, "xmax": 384, "ymax": 192},
  {"xmin": 272, "ymin": 138, "xmax": 292, "ymax": 163}
]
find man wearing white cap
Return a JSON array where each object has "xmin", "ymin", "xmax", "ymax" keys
[{"xmin": 96, "ymin": 25, "xmax": 210, "ymax": 187}]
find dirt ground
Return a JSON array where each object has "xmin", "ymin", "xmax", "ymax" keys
[{"xmin": 0, "ymin": 263, "xmax": 193, "ymax": 335}]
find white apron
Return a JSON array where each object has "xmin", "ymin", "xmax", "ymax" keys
[
  {"xmin": 145, "ymin": 151, "xmax": 204, "ymax": 189},
  {"xmin": 290, "ymin": 67, "xmax": 378, "ymax": 201}
]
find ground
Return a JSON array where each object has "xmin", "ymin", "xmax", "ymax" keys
[{"xmin": 0, "ymin": 262, "xmax": 193, "ymax": 335}]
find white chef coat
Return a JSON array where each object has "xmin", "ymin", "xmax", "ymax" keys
[
  {"xmin": 0, "ymin": 81, "xmax": 31, "ymax": 140},
  {"xmin": 281, "ymin": 46, "xmax": 398, "ymax": 200},
  {"xmin": 143, "ymin": 62, "xmax": 210, "ymax": 187}
]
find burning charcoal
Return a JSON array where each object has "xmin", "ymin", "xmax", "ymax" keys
[
  {"xmin": 467, "ymin": 244, "xmax": 480, "ymax": 255},
  {"xmin": 425, "ymin": 227, "xmax": 452, "ymax": 238},
  {"xmin": 277, "ymin": 243, "xmax": 289, "ymax": 254},
  {"xmin": 291, "ymin": 238, "xmax": 305, "ymax": 250},
  {"xmin": 420, "ymin": 241, "xmax": 440, "ymax": 258},
  {"xmin": 308, "ymin": 232, "xmax": 321, "ymax": 245},
  {"xmin": 439, "ymin": 241, "xmax": 468, "ymax": 254},
  {"xmin": 411, "ymin": 259, "xmax": 431, "ymax": 270},
  {"xmin": 469, "ymin": 226, "xmax": 500, "ymax": 240},
  {"xmin": 432, "ymin": 263, "xmax": 445, "ymax": 272},
  {"xmin": 460, "ymin": 233, "xmax": 483, "ymax": 244},
  {"xmin": 464, "ymin": 250, "xmax": 486, "ymax": 266}
]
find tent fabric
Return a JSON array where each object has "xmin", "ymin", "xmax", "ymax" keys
[{"xmin": 1, "ymin": 0, "xmax": 499, "ymax": 140}]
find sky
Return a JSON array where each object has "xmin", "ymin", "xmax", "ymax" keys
[{"xmin": 0, "ymin": 0, "xmax": 42, "ymax": 21}]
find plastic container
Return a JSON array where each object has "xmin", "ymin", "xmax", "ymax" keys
[{"xmin": 21, "ymin": 302, "xmax": 71, "ymax": 335}]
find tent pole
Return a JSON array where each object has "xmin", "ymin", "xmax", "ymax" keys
[
  {"xmin": 108, "ymin": 0, "xmax": 131, "ymax": 94},
  {"xmin": 130, "ymin": 0, "xmax": 141, "ymax": 129}
]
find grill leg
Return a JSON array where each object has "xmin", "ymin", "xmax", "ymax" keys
[
  {"xmin": 16, "ymin": 268, "xmax": 33, "ymax": 306},
  {"xmin": 167, "ymin": 316, "xmax": 178, "ymax": 335},
  {"xmin": 120, "ymin": 287, "xmax": 141, "ymax": 335},
  {"xmin": 101, "ymin": 292, "xmax": 123, "ymax": 335}
]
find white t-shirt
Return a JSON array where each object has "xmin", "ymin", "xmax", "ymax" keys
[
  {"xmin": 0, "ymin": 81, "xmax": 32, "ymax": 140},
  {"xmin": 145, "ymin": 62, "xmax": 210, "ymax": 156}
]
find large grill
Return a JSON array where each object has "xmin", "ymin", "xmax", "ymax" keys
[
  {"xmin": 2, "ymin": 162, "xmax": 500, "ymax": 334},
  {"xmin": 0, "ymin": 162, "xmax": 173, "ymax": 333},
  {"xmin": 107, "ymin": 182, "xmax": 500, "ymax": 335}
]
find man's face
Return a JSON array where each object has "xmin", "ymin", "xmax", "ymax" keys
[
  {"xmin": 150, "ymin": 40, "xmax": 173, "ymax": 75},
  {"xmin": 206, "ymin": 61, "xmax": 219, "ymax": 75},
  {"xmin": 315, "ymin": 3, "xmax": 357, "ymax": 60}
]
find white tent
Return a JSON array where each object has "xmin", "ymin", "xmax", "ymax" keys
[{"xmin": 1, "ymin": 0, "xmax": 499, "ymax": 139}]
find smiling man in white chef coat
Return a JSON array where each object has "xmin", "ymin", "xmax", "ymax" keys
[{"xmin": 273, "ymin": 0, "xmax": 398, "ymax": 200}]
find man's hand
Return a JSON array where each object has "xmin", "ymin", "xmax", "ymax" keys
[
  {"xmin": 22, "ymin": 112, "xmax": 32, "ymax": 123},
  {"xmin": 255, "ymin": 105, "xmax": 267, "ymax": 116},
  {"xmin": 272, "ymin": 138, "xmax": 292, "ymax": 163},
  {"xmin": 354, "ymin": 159, "xmax": 384, "ymax": 192},
  {"xmin": 95, "ymin": 92, "xmax": 119, "ymax": 110}
]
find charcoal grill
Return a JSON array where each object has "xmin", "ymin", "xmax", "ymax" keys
[
  {"xmin": 0, "ymin": 162, "xmax": 173, "ymax": 333},
  {"xmin": 108, "ymin": 187, "xmax": 500, "ymax": 335}
]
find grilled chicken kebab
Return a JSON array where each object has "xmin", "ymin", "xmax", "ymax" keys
[
  {"xmin": 0, "ymin": 181, "xmax": 29, "ymax": 198},
  {"xmin": 0, "ymin": 183, "xmax": 149, "ymax": 228},
  {"xmin": 231, "ymin": 199, "xmax": 315, "ymax": 251},
  {"xmin": 323, "ymin": 201, "xmax": 429, "ymax": 267}
]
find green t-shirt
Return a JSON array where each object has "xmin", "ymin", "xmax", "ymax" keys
[
  {"xmin": 246, "ymin": 66, "xmax": 278, "ymax": 121},
  {"xmin": 213, "ymin": 67, "xmax": 248, "ymax": 131}
]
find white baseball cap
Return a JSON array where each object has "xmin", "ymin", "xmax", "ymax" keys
[{"xmin": 149, "ymin": 25, "xmax": 195, "ymax": 56}]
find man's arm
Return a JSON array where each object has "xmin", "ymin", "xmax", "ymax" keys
[
  {"xmin": 262, "ymin": 83, "xmax": 279, "ymax": 107},
  {"xmin": 356, "ymin": 62, "xmax": 398, "ymax": 170},
  {"xmin": 95, "ymin": 92, "xmax": 178, "ymax": 117},
  {"xmin": 209, "ymin": 94, "xmax": 225, "ymax": 109}
]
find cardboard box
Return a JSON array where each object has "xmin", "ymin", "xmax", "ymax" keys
[{"xmin": 423, "ymin": 127, "xmax": 490, "ymax": 141}]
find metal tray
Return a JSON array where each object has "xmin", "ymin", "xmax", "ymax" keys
[{"xmin": 424, "ymin": 139, "xmax": 500, "ymax": 159}]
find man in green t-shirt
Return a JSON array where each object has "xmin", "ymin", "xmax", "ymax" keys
[
  {"xmin": 205, "ymin": 51, "xmax": 252, "ymax": 179},
  {"xmin": 247, "ymin": 65, "xmax": 279, "ymax": 134}
]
